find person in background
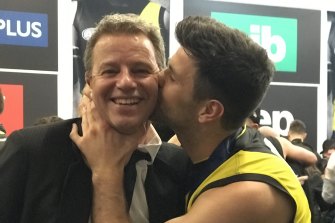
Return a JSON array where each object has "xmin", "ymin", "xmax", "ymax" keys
[
  {"xmin": 76, "ymin": 16, "xmax": 311, "ymax": 222},
  {"xmin": 246, "ymin": 108, "xmax": 317, "ymax": 166},
  {"xmin": 322, "ymin": 145, "xmax": 335, "ymax": 222},
  {"xmin": 323, "ymin": 139, "xmax": 335, "ymax": 203},
  {"xmin": 321, "ymin": 139, "xmax": 335, "ymax": 160},
  {"xmin": 285, "ymin": 119, "xmax": 316, "ymax": 176},
  {"xmin": 33, "ymin": 115, "xmax": 63, "ymax": 126},
  {"xmin": 319, "ymin": 139, "xmax": 335, "ymax": 177},
  {"xmin": 0, "ymin": 13, "xmax": 189, "ymax": 223},
  {"xmin": 288, "ymin": 119, "xmax": 314, "ymax": 151},
  {"xmin": 286, "ymin": 119, "xmax": 322, "ymax": 173},
  {"xmin": 286, "ymin": 119, "xmax": 325, "ymax": 222}
]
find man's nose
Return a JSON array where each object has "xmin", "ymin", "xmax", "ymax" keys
[{"xmin": 116, "ymin": 70, "xmax": 136, "ymax": 88}]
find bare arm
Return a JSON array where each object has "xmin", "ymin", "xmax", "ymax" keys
[
  {"xmin": 258, "ymin": 126, "xmax": 317, "ymax": 165},
  {"xmin": 70, "ymin": 96, "xmax": 144, "ymax": 223},
  {"xmin": 277, "ymin": 136, "xmax": 317, "ymax": 165},
  {"xmin": 90, "ymin": 167, "xmax": 129, "ymax": 223},
  {"xmin": 258, "ymin": 126, "xmax": 280, "ymax": 138},
  {"xmin": 166, "ymin": 181, "xmax": 294, "ymax": 223},
  {"xmin": 323, "ymin": 153, "xmax": 335, "ymax": 204}
]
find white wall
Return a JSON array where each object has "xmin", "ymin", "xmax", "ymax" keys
[{"xmin": 57, "ymin": 1, "xmax": 77, "ymax": 119}]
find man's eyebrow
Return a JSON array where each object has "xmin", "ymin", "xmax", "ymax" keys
[{"xmin": 132, "ymin": 59, "xmax": 155, "ymax": 66}]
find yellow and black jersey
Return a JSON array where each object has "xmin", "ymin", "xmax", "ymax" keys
[{"xmin": 186, "ymin": 126, "xmax": 311, "ymax": 223}]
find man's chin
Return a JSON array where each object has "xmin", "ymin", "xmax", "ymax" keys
[
  {"xmin": 109, "ymin": 119, "xmax": 143, "ymax": 135},
  {"xmin": 114, "ymin": 125, "xmax": 141, "ymax": 135}
]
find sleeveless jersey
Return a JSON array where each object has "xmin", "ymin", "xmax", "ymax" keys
[{"xmin": 186, "ymin": 127, "xmax": 311, "ymax": 223}]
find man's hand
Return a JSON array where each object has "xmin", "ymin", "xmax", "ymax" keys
[
  {"xmin": 297, "ymin": 175, "xmax": 308, "ymax": 185},
  {"xmin": 70, "ymin": 94, "xmax": 145, "ymax": 177},
  {"xmin": 70, "ymin": 93, "xmax": 146, "ymax": 223}
]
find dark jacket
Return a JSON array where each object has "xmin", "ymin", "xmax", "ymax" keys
[{"xmin": 0, "ymin": 118, "xmax": 189, "ymax": 223}]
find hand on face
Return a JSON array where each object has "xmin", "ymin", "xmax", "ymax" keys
[
  {"xmin": 77, "ymin": 84, "xmax": 92, "ymax": 117},
  {"xmin": 70, "ymin": 96, "xmax": 147, "ymax": 175}
]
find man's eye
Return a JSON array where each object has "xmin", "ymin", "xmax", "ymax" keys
[
  {"xmin": 133, "ymin": 69, "xmax": 151, "ymax": 76},
  {"xmin": 102, "ymin": 69, "xmax": 118, "ymax": 76}
]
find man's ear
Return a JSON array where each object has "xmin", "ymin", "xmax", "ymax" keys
[{"xmin": 198, "ymin": 100, "xmax": 224, "ymax": 123}]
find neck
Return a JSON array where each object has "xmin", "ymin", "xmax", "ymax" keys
[
  {"xmin": 139, "ymin": 122, "xmax": 154, "ymax": 145},
  {"xmin": 288, "ymin": 133, "xmax": 305, "ymax": 142},
  {"xmin": 176, "ymin": 126, "xmax": 234, "ymax": 163}
]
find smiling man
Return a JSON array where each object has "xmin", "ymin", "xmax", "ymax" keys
[{"xmin": 0, "ymin": 14, "xmax": 189, "ymax": 223}]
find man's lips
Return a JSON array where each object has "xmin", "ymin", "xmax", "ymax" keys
[{"xmin": 111, "ymin": 97, "xmax": 141, "ymax": 105}]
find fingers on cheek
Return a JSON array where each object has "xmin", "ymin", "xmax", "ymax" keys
[
  {"xmin": 81, "ymin": 106, "xmax": 87, "ymax": 115},
  {"xmin": 90, "ymin": 100, "xmax": 96, "ymax": 109}
]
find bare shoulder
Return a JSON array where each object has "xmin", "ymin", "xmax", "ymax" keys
[
  {"xmin": 171, "ymin": 181, "xmax": 294, "ymax": 223},
  {"xmin": 258, "ymin": 126, "xmax": 280, "ymax": 138}
]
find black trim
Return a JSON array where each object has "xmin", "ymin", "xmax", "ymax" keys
[{"xmin": 267, "ymin": 136, "xmax": 284, "ymax": 158}]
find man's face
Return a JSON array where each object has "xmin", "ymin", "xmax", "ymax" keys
[
  {"xmin": 155, "ymin": 47, "xmax": 200, "ymax": 131},
  {"xmin": 323, "ymin": 149, "xmax": 335, "ymax": 159},
  {"xmin": 89, "ymin": 34, "xmax": 159, "ymax": 134}
]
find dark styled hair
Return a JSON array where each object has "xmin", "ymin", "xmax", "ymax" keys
[
  {"xmin": 289, "ymin": 119, "xmax": 307, "ymax": 134},
  {"xmin": 175, "ymin": 16, "xmax": 274, "ymax": 130},
  {"xmin": 84, "ymin": 13, "xmax": 166, "ymax": 78},
  {"xmin": 322, "ymin": 139, "xmax": 335, "ymax": 153}
]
